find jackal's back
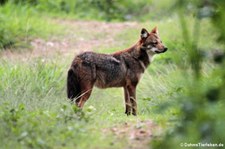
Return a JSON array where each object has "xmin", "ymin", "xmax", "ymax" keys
[{"xmin": 72, "ymin": 52, "xmax": 128, "ymax": 88}]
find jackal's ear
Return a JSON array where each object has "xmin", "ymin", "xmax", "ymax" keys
[
  {"xmin": 141, "ymin": 28, "xmax": 149, "ymax": 39},
  {"xmin": 151, "ymin": 26, "xmax": 158, "ymax": 34}
]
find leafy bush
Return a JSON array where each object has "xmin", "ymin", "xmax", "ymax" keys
[
  {"xmin": 0, "ymin": 15, "xmax": 15, "ymax": 49},
  {"xmin": 151, "ymin": 0, "xmax": 225, "ymax": 148},
  {"xmin": 0, "ymin": 103, "xmax": 89, "ymax": 148},
  {"xmin": 8, "ymin": 0, "xmax": 37, "ymax": 5},
  {"xmin": 1, "ymin": 0, "xmax": 174, "ymax": 21}
]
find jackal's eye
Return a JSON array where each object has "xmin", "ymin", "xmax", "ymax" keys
[{"xmin": 151, "ymin": 41, "xmax": 158, "ymax": 45}]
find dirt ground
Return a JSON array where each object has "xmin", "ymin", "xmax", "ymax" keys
[
  {"xmin": 104, "ymin": 120, "xmax": 160, "ymax": 149},
  {"xmin": 1, "ymin": 20, "xmax": 139, "ymax": 61}
]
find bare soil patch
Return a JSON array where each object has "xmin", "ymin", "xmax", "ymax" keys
[
  {"xmin": 1, "ymin": 20, "xmax": 138, "ymax": 61},
  {"xmin": 104, "ymin": 120, "xmax": 160, "ymax": 149}
]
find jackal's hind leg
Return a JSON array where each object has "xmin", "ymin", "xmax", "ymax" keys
[
  {"xmin": 77, "ymin": 90, "xmax": 92, "ymax": 108},
  {"xmin": 76, "ymin": 82, "xmax": 93, "ymax": 109}
]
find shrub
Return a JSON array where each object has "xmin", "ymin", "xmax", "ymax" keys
[{"xmin": 151, "ymin": 0, "xmax": 225, "ymax": 148}]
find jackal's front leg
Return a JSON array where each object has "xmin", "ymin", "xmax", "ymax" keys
[
  {"xmin": 124, "ymin": 87, "xmax": 132, "ymax": 115},
  {"xmin": 127, "ymin": 85, "xmax": 137, "ymax": 116}
]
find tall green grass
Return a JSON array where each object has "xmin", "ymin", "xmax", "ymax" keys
[
  {"xmin": 1, "ymin": 56, "xmax": 172, "ymax": 148},
  {"xmin": 0, "ymin": 3, "xmax": 65, "ymax": 49}
]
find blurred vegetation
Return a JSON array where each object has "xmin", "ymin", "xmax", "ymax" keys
[
  {"xmin": 152, "ymin": 0, "xmax": 225, "ymax": 148},
  {"xmin": 0, "ymin": 2, "xmax": 65, "ymax": 49},
  {"xmin": 1, "ymin": 0, "xmax": 172, "ymax": 21},
  {"xmin": 0, "ymin": 0, "xmax": 175, "ymax": 49}
]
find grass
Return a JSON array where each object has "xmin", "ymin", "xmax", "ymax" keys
[
  {"xmin": 0, "ymin": 9, "xmax": 223, "ymax": 149},
  {"xmin": 0, "ymin": 66, "xmax": 168, "ymax": 149},
  {"xmin": 0, "ymin": 44, "xmax": 177, "ymax": 148},
  {"xmin": 0, "ymin": 3, "xmax": 66, "ymax": 50}
]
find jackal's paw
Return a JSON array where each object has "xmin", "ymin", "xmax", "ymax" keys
[
  {"xmin": 132, "ymin": 112, "xmax": 137, "ymax": 116},
  {"xmin": 125, "ymin": 111, "xmax": 131, "ymax": 116}
]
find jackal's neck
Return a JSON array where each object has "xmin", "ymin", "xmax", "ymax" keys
[
  {"xmin": 113, "ymin": 41, "xmax": 153, "ymax": 68},
  {"xmin": 130, "ymin": 41, "xmax": 153, "ymax": 67},
  {"xmin": 112, "ymin": 40, "xmax": 140, "ymax": 55},
  {"xmin": 125, "ymin": 41, "xmax": 142, "ymax": 55}
]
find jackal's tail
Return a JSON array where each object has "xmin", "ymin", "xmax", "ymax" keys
[{"xmin": 67, "ymin": 68, "xmax": 80, "ymax": 100}]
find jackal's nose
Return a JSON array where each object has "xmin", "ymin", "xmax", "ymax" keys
[{"xmin": 163, "ymin": 47, "xmax": 168, "ymax": 52}]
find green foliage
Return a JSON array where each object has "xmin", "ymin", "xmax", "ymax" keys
[
  {"xmin": 0, "ymin": 0, "xmax": 176, "ymax": 49},
  {"xmin": 0, "ymin": 3, "xmax": 65, "ymax": 49},
  {"xmin": 1, "ymin": 0, "xmax": 175, "ymax": 21},
  {"xmin": 0, "ymin": 103, "xmax": 90, "ymax": 149},
  {"xmin": 151, "ymin": 0, "xmax": 225, "ymax": 148},
  {"xmin": 72, "ymin": 0, "xmax": 153, "ymax": 21},
  {"xmin": 0, "ymin": 14, "xmax": 15, "ymax": 49},
  {"xmin": 8, "ymin": 0, "xmax": 38, "ymax": 5}
]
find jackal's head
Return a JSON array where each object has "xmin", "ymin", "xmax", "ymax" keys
[{"xmin": 140, "ymin": 27, "xmax": 167, "ymax": 54}]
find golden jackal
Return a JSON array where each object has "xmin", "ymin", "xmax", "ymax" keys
[{"xmin": 67, "ymin": 27, "xmax": 167, "ymax": 115}]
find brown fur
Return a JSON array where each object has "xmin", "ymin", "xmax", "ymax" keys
[{"xmin": 67, "ymin": 27, "xmax": 167, "ymax": 115}]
